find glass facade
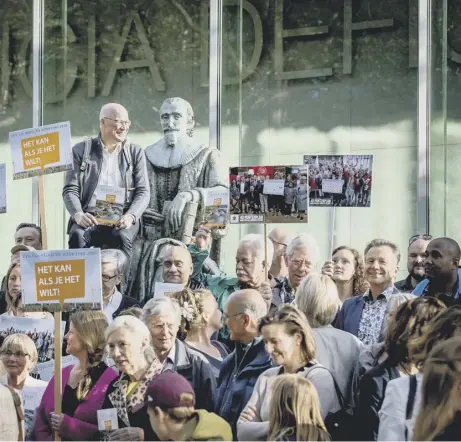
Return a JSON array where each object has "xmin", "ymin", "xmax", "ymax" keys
[{"xmin": 0, "ymin": 0, "xmax": 458, "ymax": 279}]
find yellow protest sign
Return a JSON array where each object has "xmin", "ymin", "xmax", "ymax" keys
[
  {"xmin": 9, "ymin": 121, "xmax": 72, "ymax": 180},
  {"xmin": 21, "ymin": 131, "xmax": 60, "ymax": 171},
  {"xmin": 34, "ymin": 259, "xmax": 86, "ymax": 308}
]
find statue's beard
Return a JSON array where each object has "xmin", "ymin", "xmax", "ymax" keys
[{"xmin": 164, "ymin": 130, "xmax": 186, "ymax": 146}]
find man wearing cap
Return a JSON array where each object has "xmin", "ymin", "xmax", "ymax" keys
[{"xmin": 146, "ymin": 371, "xmax": 232, "ymax": 441}]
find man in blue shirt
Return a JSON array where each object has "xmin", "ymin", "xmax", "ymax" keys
[{"xmin": 413, "ymin": 237, "xmax": 461, "ymax": 306}]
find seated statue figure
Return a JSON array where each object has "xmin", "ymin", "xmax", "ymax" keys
[{"xmin": 127, "ymin": 97, "xmax": 227, "ymax": 303}]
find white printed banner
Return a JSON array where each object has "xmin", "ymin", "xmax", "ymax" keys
[
  {"xmin": 9, "ymin": 121, "xmax": 72, "ymax": 179},
  {"xmin": 20, "ymin": 248, "xmax": 102, "ymax": 311}
]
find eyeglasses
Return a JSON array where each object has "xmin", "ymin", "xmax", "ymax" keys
[
  {"xmin": 104, "ymin": 117, "xmax": 131, "ymax": 128},
  {"xmin": 409, "ymin": 234, "xmax": 432, "ymax": 246},
  {"xmin": 1, "ymin": 351, "xmax": 29, "ymax": 359},
  {"xmin": 222, "ymin": 312, "xmax": 244, "ymax": 321},
  {"xmin": 290, "ymin": 259, "xmax": 314, "ymax": 269},
  {"xmin": 102, "ymin": 274, "xmax": 119, "ymax": 282}
]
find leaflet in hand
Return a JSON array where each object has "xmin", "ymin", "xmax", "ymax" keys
[{"xmin": 95, "ymin": 185, "xmax": 125, "ymax": 225}]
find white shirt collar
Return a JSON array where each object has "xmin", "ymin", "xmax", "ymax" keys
[{"xmin": 103, "ymin": 290, "xmax": 123, "ymax": 324}]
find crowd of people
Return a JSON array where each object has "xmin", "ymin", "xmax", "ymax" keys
[
  {"xmin": 305, "ymin": 155, "xmax": 372, "ymax": 207},
  {"xmin": 1, "ymin": 104, "xmax": 461, "ymax": 442},
  {"xmin": 1, "ymin": 216, "xmax": 461, "ymax": 441},
  {"xmin": 230, "ymin": 171, "xmax": 308, "ymax": 221}
]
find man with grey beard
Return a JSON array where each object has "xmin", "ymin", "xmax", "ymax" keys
[{"xmin": 127, "ymin": 97, "xmax": 227, "ymax": 302}]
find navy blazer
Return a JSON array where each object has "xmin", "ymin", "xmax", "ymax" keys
[{"xmin": 334, "ymin": 285, "xmax": 399, "ymax": 342}]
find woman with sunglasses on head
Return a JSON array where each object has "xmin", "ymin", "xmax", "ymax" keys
[{"xmin": 394, "ymin": 234, "xmax": 432, "ymax": 293}]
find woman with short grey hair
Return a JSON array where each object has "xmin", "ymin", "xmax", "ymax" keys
[
  {"xmin": 101, "ymin": 316, "xmax": 163, "ymax": 441},
  {"xmin": 295, "ymin": 273, "xmax": 363, "ymax": 408},
  {"xmin": 142, "ymin": 296, "xmax": 217, "ymax": 411}
]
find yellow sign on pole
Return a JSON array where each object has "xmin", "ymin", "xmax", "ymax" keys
[{"xmin": 21, "ymin": 131, "xmax": 61, "ymax": 171}]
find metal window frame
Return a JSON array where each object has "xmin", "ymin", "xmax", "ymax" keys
[
  {"xmin": 417, "ymin": 0, "xmax": 431, "ymax": 235},
  {"xmin": 30, "ymin": 0, "xmax": 433, "ymax": 238}
]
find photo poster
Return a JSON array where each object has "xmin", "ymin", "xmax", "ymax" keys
[
  {"xmin": 303, "ymin": 154, "xmax": 373, "ymax": 207},
  {"xmin": 0, "ymin": 163, "xmax": 6, "ymax": 213},
  {"xmin": 228, "ymin": 165, "xmax": 309, "ymax": 224},
  {"xmin": 20, "ymin": 248, "xmax": 103, "ymax": 312},
  {"xmin": 9, "ymin": 121, "xmax": 72, "ymax": 180},
  {"xmin": 200, "ymin": 187, "xmax": 229, "ymax": 230}
]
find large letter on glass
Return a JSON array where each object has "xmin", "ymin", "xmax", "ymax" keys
[{"xmin": 102, "ymin": 12, "xmax": 166, "ymax": 96}]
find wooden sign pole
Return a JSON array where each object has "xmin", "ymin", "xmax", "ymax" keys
[
  {"xmin": 264, "ymin": 223, "xmax": 268, "ymax": 280},
  {"xmin": 329, "ymin": 206, "xmax": 336, "ymax": 258},
  {"xmin": 38, "ymin": 174, "xmax": 61, "ymax": 440}
]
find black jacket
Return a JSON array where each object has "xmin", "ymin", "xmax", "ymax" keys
[
  {"xmin": 214, "ymin": 338, "xmax": 272, "ymax": 439},
  {"xmin": 173, "ymin": 339, "xmax": 216, "ymax": 412},
  {"xmin": 355, "ymin": 359, "xmax": 400, "ymax": 440}
]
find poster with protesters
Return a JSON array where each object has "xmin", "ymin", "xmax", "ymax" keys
[
  {"xmin": 303, "ymin": 154, "xmax": 373, "ymax": 207},
  {"xmin": 20, "ymin": 248, "xmax": 102, "ymax": 312},
  {"xmin": 9, "ymin": 121, "xmax": 72, "ymax": 180},
  {"xmin": 0, "ymin": 163, "xmax": 6, "ymax": 213},
  {"xmin": 200, "ymin": 187, "xmax": 229, "ymax": 229},
  {"xmin": 229, "ymin": 165, "xmax": 309, "ymax": 224}
]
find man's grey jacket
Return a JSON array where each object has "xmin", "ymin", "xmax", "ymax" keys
[{"xmin": 62, "ymin": 136, "xmax": 150, "ymax": 231}]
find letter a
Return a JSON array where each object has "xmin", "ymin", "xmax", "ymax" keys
[{"xmin": 102, "ymin": 12, "xmax": 166, "ymax": 96}]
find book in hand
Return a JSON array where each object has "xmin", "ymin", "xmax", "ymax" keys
[
  {"xmin": 201, "ymin": 187, "xmax": 229, "ymax": 229},
  {"xmin": 94, "ymin": 185, "xmax": 125, "ymax": 225}
]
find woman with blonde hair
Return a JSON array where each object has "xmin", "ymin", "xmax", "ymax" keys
[
  {"xmin": 169, "ymin": 288, "xmax": 228, "ymax": 376},
  {"xmin": 413, "ymin": 338, "xmax": 461, "ymax": 441},
  {"xmin": 0, "ymin": 333, "xmax": 47, "ymax": 440},
  {"xmin": 268, "ymin": 374, "xmax": 330, "ymax": 441},
  {"xmin": 35, "ymin": 310, "xmax": 117, "ymax": 440},
  {"xmin": 237, "ymin": 305, "xmax": 339, "ymax": 441},
  {"xmin": 321, "ymin": 246, "xmax": 369, "ymax": 301},
  {"xmin": 295, "ymin": 273, "xmax": 363, "ymax": 409}
]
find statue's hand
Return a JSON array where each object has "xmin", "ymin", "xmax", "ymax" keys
[
  {"xmin": 143, "ymin": 208, "xmax": 165, "ymax": 225},
  {"xmin": 169, "ymin": 192, "xmax": 192, "ymax": 232}
]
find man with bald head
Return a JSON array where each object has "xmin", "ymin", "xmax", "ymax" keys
[
  {"xmin": 414, "ymin": 237, "xmax": 461, "ymax": 305},
  {"xmin": 214, "ymin": 289, "xmax": 271, "ymax": 439},
  {"xmin": 162, "ymin": 245, "xmax": 196, "ymax": 287},
  {"xmin": 63, "ymin": 103, "xmax": 149, "ymax": 260}
]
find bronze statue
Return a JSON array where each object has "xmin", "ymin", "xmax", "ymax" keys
[{"xmin": 127, "ymin": 98, "xmax": 227, "ymax": 302}]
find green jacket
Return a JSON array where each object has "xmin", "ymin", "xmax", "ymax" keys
[
  {"xmin": 204, "ymin": 274, "xmax": 241, "ymax": 342},
  {"xmin": 179, "ymin": 409, "xmax": 233, "ymax": 441}
]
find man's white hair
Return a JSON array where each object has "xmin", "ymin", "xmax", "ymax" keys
[
  {"xmin": 238, "ymin": 233, "xmax": 274, "ymax": 265},
  {"xmin": 286, "ymin": 233, "xmax": 319, "ymax": 264},
  {"xmin": 142, "ymin": 296, "xmax": 182, "ymax": 327},
  {"xmin": 99, "ymin": 103, "xmax": 128, "ymax": 120}
]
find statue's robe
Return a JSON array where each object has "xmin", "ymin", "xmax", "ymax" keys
[{"xmin": 127, "ymin": 140, "xmax": 227, "ymax": 303}]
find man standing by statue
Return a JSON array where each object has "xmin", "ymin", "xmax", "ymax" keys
[
  {"xmin": 128, "ymin": 97, "xmax": 227, "ymax": 302},
  {"xmin": 63, "ymin": 103, "xmax": 150, "ymax": 260}
]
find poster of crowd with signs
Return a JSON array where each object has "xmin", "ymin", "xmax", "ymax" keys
[
  {"xmin": 0, "ymin": 163, "xmax": 6, "ymax": 213},
  {"xmin": 9, "ymin": 121, "xmax": 72, "ymax": 179},
  {"xmin": 303, "ymin": 155, "xmax": 373, "ymax": 207},
  {"xmin": 200, "ymin": 187, "xmax": 229, "ymax": 229},
  {"xmin": 229, "ymin": 165, "xmax": 309, "ymax": 224}
]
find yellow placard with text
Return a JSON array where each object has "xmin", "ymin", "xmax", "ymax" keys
[
  {"xmin": 21, "ymin": 131, "xmax": 60, "ymax": 171},
  {"xmin": 34, "ymin": 260, "xmax": 85, "ymax": 307}
]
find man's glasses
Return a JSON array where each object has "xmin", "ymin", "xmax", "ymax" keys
[
  {"xmin": 1, "ymin": 350, "xmax": 29, "ymax": 359},
  {"xmin": 102, "ymin": 274, "xmax": 119, "ymax": 282},
  {"xmin": 104, "ymin": 117, "xmax": 131, "ymax": 128},
  {"xmin": 222, "ymin": 312, "xmax": 244, "ymax": 321},
  {"xmin": 409, "ymin": 234, "xmax": 433, "ymax": 246}
]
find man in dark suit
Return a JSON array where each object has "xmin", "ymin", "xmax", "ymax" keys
[{"xmin": 334, "ymin": 239, "xmax": 400, "ymax": 345}]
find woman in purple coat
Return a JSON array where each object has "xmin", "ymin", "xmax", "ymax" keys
[{"xmin": 35, "ymin": 310, "xmax": 118, "ymax": 441}]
